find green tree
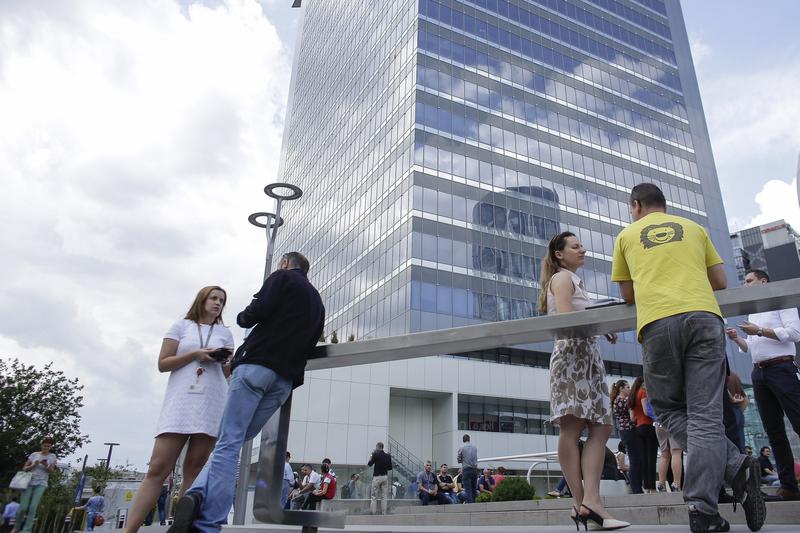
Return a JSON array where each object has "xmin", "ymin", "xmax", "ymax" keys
[
  {"xmin": 347, "ymin": 334, "xmax": 355, "ymax": 342},
  {"xmin": 0, "ymin": 358, "xmax": 89, "ymax": 486},
  {"xmin": 330, "ymin": 331, "xmax": 339, "ymax": 344}
]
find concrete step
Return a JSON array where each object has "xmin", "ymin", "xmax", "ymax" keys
[{"xmin": 346, "ymin": 494, "xmax": 800, "ymax": 527}]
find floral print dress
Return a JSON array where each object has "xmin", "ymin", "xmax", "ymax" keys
[{"xmin": 547, "ymin": 270, "xmax": 613, "ymax": 426}]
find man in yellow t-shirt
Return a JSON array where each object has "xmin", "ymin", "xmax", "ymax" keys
[{"xmin": 611, "ymin": 183, "xmax": 764, "ymax": 532}]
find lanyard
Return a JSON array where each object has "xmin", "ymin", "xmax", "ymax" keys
[{"xmin": 197, "ymin": 323, "xmax": 215, "ymax": 349}]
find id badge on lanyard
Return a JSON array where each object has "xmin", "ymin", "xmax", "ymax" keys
[{"xmin": 189, "ymin": 323, "xmax": 214, "ymax": 394}]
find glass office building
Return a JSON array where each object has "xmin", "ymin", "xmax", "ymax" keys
[{"xmin": 272, "ymin": 0, "xmax": 736, "ymax": 484}]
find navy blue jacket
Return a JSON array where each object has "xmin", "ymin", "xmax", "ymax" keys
[{"xmin": 232, "ymin": 268, "xmax": 324, "ymax": 388}]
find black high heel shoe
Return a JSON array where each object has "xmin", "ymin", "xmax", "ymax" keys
[
  {"xmin": 570, "ymin": 506, "xmax": 581, "ymax": 531},
  {"xmin": 578, "ymin": 504, "xmax": 630, "ymax": 530}
]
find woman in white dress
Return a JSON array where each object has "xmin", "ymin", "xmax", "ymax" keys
[
  {"xmin": 539, "ymin": 232, "xmax": 628, "ymax": 530},
  {"xmin": 125, "ymin": 286, "xmax": 234, "ymax": 533}
]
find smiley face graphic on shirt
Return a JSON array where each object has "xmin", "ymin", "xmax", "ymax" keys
[{"xmin": 640, "ymin": 222, "xmax": 684, "ymax": 249}]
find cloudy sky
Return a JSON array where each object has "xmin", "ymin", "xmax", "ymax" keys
[{"xmin": 1, "ymin": 0, "xmax": 799, "ymax": 470}]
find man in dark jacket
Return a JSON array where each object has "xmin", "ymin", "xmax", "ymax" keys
[{"xmin": 170, "ymin": 252, "xmax": 324, "ymax": 533}]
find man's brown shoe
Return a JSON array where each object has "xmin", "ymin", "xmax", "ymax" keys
[{"xmin": 775, "ymin": 487, "xmax": 800, "ymax": 501}]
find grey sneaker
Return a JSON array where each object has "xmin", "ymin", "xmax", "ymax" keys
[
  {"xmin": 688, "ymin": 505, "xmax": 730, "ymax": 533},
  {"xmin": 731, "ymin": 456, "xmax": 766, "ymax": 532}
]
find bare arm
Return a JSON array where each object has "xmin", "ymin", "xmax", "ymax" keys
[
  {"xmin": 707, "ymin": 264, "xmax": 727, "ymax": 291},
  {"xmin": 618, "ymin": 280, "xmax": 635, "ymax": 304},
  {"xmin": 157, "ymin": 339, "xmax": 215, "ymax": 373},
  {"xmin": 550, "ymin": 272, "xmax": 576, "ymax": 313},
  {"xmin": 726, "ymin": 327, "xmax": 749, "ymax": 352}
]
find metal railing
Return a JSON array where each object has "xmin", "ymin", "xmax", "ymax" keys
[{"xmin": 252, "ymin": 278, "xmax": 800, "ymax": 532}]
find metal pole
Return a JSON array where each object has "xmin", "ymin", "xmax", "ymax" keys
[
  {"xmin": 232, "ymin": 206, "xmax": 279, "ymax": 525},
  {"xmin": 234, "ymin": 183, "xmax": 301, "ymax": 525},
  {"xmin": 103, "ymin": 443, "xmax": 119, "ymax": 474}
]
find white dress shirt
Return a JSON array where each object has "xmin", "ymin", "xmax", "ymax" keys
[
  {"xmin": 284, "ymin": 461, "xmax": 294, "ymax": 483},
  {"xmin": 743, "ymin": 308, "xmax": 800, "ymax": 363}
]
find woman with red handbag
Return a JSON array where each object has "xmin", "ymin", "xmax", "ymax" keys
[{"xmin": 75, "ymin": 491, "xmax": 105, "ymax": 532}]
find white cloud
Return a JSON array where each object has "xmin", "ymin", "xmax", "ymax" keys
[
  {"xmin": 0, "ymin": 0, "xmax": 292, "ymax": 469},
  {"xmin": 731, "ymin": 178, "xmax": 800, "ymax": 232},
  {"xmin": 702, "ymin": 62, "xmax": 800, "ymax": 167},
  {"xmin": 689, "ymin": 34, "xmax": 712, "ymax": 68}
]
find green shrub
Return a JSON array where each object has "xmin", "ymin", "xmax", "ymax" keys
[
  {"xmin": 475, "ymin": 491, "xmax": 493, "ymax": 503},
  {"xmin": 491, "ymin": 477, "xmax": 536, "ymax": 502}
]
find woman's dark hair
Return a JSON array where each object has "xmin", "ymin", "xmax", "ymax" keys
[
  {"xmin": 538, "ymin": 231, "xmax": 576, "ymax": 313},
  {"xmin": 618, "ymin": 441, "xmax": 626, "ymax": 454},
  {"xmin": 185, "ymin": 286, "xmax": 227, "ymax": 325},
  {"xmin": 630, "ymin": 183, "xmax": 666, "ymax": 210},
  {"xmin": 320, "ymin": 463, "xmax": 330, "ymax": 473},
  {"xmin": 610, "ymin": 379, "xmax": 628, "ymax": 403},
  {"xmin": 628, "ymin": 377, "xmax": 645, "ymax": 411},
  {"xmin": 42, "ymin": 437, "xmax": 55, "ymax": 445}
]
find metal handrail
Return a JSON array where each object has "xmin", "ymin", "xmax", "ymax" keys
[
  {"xmin": 307, "ymin": 279, "xmax": 800, "ymax": 370},
  {"xmin": 254, "ymin": 279, "xmax": 800, "ymax": 531}
]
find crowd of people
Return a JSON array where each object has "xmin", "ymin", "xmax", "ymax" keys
[{"xmin": 5, "ymin": 183, "xmax": 800, "ymax": 533}]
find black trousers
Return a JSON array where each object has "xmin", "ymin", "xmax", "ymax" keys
[
  {"xmin": 637, "ymin": 424, "xmax": 659, "ymax": 490},
  {"xmin": 752, "ymin": 360, "xmax": 800, "ymax": 492}
]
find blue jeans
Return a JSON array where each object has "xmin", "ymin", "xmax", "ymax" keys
[
  {"xmin": 752, "ymin": 360, "xmax": 800, "ymax": 492},
  {"xmin": 641, "ymin": 312, "xmax": 745, "ymax": 515},
  {"xmin": 619, "ymin": 428, "xmax": 643, "ymax": 493},
  {"xmin": 85, "ymin": 512, "xmax": 97, "ymax": 531},
  {"xmin": 188, "ymin": 364, "xmax": 292, "ymax": 533},
  {"xmin": 461, "ymin": 467, "xmax": 477, "ymax": 503}
]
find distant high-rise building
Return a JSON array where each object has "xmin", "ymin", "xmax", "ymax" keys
[
  {"xmin": 268, "ymin": 0, "xmax": 736, "ymax": 484},
  {"xmin": 731, "ymin": 220, "xmax": 800, "ymax": 283}
]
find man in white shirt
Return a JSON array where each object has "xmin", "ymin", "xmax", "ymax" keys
[
  {"xmin": 726, "ymin": 269, "xmax": 800, "ymax": 501},
  {"xmin": 289, "ymin": 464, "xmax": 320, "ymax": 510}
]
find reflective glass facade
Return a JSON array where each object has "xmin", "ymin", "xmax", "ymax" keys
[{"xmin": 275, "ymin": 0, "xmax": 734, "ymax": 368}]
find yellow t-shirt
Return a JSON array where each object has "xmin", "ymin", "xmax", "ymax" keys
[{"xmin": 611, "ymin": 212, "xmax": 723, "ymax": 339}]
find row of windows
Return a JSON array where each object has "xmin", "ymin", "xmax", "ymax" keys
[
  {"xmin": 415, "ymin": 101, "xmax": 699, "ymax": 188},
  {"xmin": 421, "ymin": 0, "xmax": 681, "ymax": 92},
  {"xmin": 630, "ymin": 0, "xmax": 667, "ymax": 17},
  {"xmin": 458, "ymin": 395, "xmax": 559, "ymax": 434},
  {"xmin": 415, "ymin": 232, "xmax": 542, "ymax": 281},
  {"xmin": 451, "ymin": 347, "xmax": 645, "ymax": 375},
  {"xmin": 583, "ymin": 0, "xmax": 670, "ymax": 39},
  {"xmin": 413, "ymin": 138, "xmax": 695, "ymax": 220},
  {"xmin": 418, "ymin": 25, "xmax": 687, "ymax": 121},
  {"xmin": 417, "ymin": 79, "xmax": 694, "ymax": 178},
  {"xmin": 411, "ymin": 280, "xmax": 538, "ymax": 319},
  {"xmin": 462, "ymin": 0, "xmax": 676, "ymax": 64},
  {"xmin": 417, "ymin": 57, "xmax": 692, "ymax": 149}
]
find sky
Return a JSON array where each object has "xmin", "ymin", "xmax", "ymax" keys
[{"xmin": 1, "ymin": 0, "xmax": 799, "ymax": 470}]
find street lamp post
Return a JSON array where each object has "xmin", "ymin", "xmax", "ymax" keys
[
  {"xmin": 232, "ymin": 183, "xmax": 303, "ymax": 525},
  {"xmin": 103, "ymin": 443, "xmax": 119, "ymax": 474}
]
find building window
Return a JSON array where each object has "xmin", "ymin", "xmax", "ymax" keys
[{"xmin": 458, "ymin": 394, "xmax": 558, "ymax": 435}]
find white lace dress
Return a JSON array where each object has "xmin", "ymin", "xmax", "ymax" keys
[{"xmin": 154, "ymin": 319, "xmax": 234, "ymax": 437}]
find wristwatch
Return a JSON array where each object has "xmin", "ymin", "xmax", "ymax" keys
[{"xmin": 756, "ymin": 328, "xmax": 764, "ymax": 337}]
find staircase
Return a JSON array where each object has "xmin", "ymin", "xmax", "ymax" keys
[
  {"xmin": 346, "ymin": 492, "xmax": 800, "ymax": 527},
  {"xmin": 387, "ymin": 435, "xmax": 426, "ymax": 495}
]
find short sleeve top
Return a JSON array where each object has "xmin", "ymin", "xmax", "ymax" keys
[
  {"xmin": 611, "ymin": 212, "xmax": 723, "ymax": 339},
  {"xmin": 631, "ymin": 388, "xmax": 653, "ymax": 427},
  {"xmin": 28, "ymin": 451, "xmax": 58, "ymax": 486}
]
